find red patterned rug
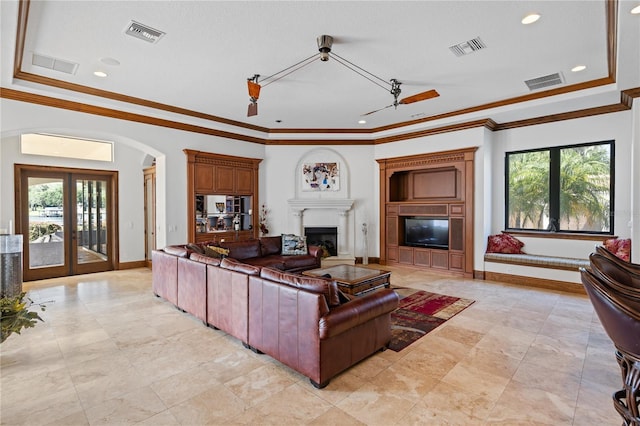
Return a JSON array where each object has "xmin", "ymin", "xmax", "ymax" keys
[{"xmin": 389, "ymin": 289, "xmax": 475, "ymax": 352}]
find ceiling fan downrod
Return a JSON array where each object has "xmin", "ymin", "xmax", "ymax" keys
[{"xmin": 317, "ymin": 35, "xmax": 333, "ymax": 61}]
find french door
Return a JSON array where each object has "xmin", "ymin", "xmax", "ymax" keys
[{"xmin": 15, "ymin": 165, "xmax": 118, "ymax": 281}]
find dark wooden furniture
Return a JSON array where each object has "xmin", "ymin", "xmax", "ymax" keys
[
  {"xmin": 303, "ymin": 264, "xmax": 391, "ymax": 296},
  {"xmin": 377, "ymin": 148, "xmax": 476, "ymax": 277},
  {"xmin": 185, "ymin": 150, "xmax": 261, "ymax": 244}
]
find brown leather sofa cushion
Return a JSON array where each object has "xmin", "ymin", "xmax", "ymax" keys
[
  {"xmin": 163, "ymin": 245, "xmax": 189, "ymax": 257},
  {"xmin": 260, "ymin": 267, "xmax": 341, "ymax": 307},
  {"xmin": 242, "ymin": 257, "xmax": 286, "ymax": 270},
  {"xmin": 190, "ymin": 252, "xmax": 221, "ymax": 266},
  {"xmin": 220, "ymin": 240, "xmax": 261, "ymax": 260},
  {"xmin": 221, "ymin": 257, "xmax": 260, "ymax": 276},
  {"xmin": 260, "ymin": 236, "xmax": 282, "ymax": 256}
]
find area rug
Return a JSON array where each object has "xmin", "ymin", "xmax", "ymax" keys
[{"xmin": 389, "ymin": 289, "xmax": 475, "ymax": 352}]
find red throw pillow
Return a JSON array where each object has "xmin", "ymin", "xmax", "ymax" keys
[
  {"xmin": 486, "ymin": 233, "xmax": 525, "ymax": 254},
  {"xmin": 604, "ymin": 238, "xmax": 631, "ymax": 262}
]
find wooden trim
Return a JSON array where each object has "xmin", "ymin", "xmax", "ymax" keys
[
  {"xmin": 473, "ymin": 270, "xmax": 485, "ymax": 280},
  {"xmin": 118, "ymin": 260, "xmax": 148, "ymax": 270},
  {"xmin": 0, "ymin": 88, "xmax": 265, "ymax": 144},
  {"xmin": 504, "ymin": 230, "xmax": 614, "ymax": 241},
  {"xmin": 484, "ymin": 271, "xmax": 586, "ymax": 295}
]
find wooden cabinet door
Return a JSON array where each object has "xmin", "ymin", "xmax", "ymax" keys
[
  {"xmin": 414, "ymin": 248, "xmax": 431, "ymax": 267},
  {"xmin": 431, "ymin": 250, "xmax": 449, "ymax": 269},
  {"xmin": 195, "ymin": 164, "xmax": 214, "ymax": 192},
  {"xmin": 235, "ymin": 168, "xmax": 253, "ymax": 193},
  {"xmin": 398, "ymin": 247, "xmax": 414, "ymax": 264},
  {"xmin": 215, "ymin": 165, "xmax": 235, "ymax": 192},
  {"xmin": 386, "ymin": 216, "xmax": 398, "ymax": 245}
]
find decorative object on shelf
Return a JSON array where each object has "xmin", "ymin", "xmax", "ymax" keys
[
  {"xmin": 302, "ymin": 162, "xmax": 339, "ymax": 191},
  {"xmin": 245, "ymin": 35, "xmax": 439, "ymax": 117},
  {"xmin": 362, "ymin": 222, "xmax": 369, "ymax": 265},
  {"xmin": 1, "ymin": 292, "xmax": 46, "ymax": 344},
  {"xmin": 233, "ymin": 214, "xmax": 241, "ymax": 231},
  {"xmin": 259, "ymin": 204, "xmax": 269, "ymax": 236}
]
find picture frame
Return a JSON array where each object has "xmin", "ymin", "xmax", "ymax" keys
[{"xmin": 301, "ymin": 162, "xmax": 339, "ymax": 191}]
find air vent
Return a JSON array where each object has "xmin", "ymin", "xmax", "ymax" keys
[
  {"xmin": 525, "ymin": 72, "xmax": 564, "ymax": 90},
  {"xmin": 449, "ymin": 37, "xmax": 486, "ymax": 57},
  {"xmin": 125, "ymin": 21, "xmax": 165, "ymax": 44},
  {"xmin": 32, "ymin": 53, "xmax": 79, "ymax": 74}
]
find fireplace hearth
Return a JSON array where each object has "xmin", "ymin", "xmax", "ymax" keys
[{"xmin": 304, "ymin": 227, "xmax": 337, "ymax": 257}]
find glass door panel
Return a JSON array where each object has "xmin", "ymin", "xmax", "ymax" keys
[
  {"xmin": 27, "ymin": 176, "xmax": 66, "ymax": 270},
  {"xmin": 75, "ymin": 179, "xmax": 108, "ymax": 265}
]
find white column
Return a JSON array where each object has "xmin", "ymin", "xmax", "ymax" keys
[
  {"xmin": 291, "ymin": 209, "xmax": 304, "ymax": 235},
  {"xmin": 338, "ymin": 209, "xmax": 349, "ymax": 256}
]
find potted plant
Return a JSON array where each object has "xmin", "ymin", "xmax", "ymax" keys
[{"xmin": 0, "ymin": 292, "xmax": 46, "ymax": 343}]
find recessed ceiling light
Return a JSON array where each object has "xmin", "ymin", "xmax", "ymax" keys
[
  {"xmin": 631, "ymin": 5, "xmax": 640, "ymax": 14},
  {"xmin": 358, "ymin": 120, "xmax": 366, "ymax": 124},
  {"xmin": 522, "ymin": 13, "xmax": 541, "ymax": 24},
  {"xmin": 93, "ymin": 71, "xmax": 108, "ymax": 77},
  {"xmin": 571, "ymin": 65, "xmax": 586, "ymax": 72},
  {"xmin": 100, "ymin": 57, "xmax": 120, "ymax": 66}
]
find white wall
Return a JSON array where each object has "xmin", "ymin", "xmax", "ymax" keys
[
  {"xmin": 0, "ymin": 99, "xmax": 265, "ymax": 262},
  {"xmin": 1, "ymin": 97, "xmax": 637, "ymax": 267},
  {"xmin": 491, "ymin": 110, "xmax": 634, "ymax": 261}
]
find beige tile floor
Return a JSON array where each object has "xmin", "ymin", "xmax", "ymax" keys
[{"xmin": 0, "ymin": 266, "xmax": 622, "ymax": 425}]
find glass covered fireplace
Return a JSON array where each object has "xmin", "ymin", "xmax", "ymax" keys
[{"xmin": 304, "ymin": 227, "xmax": 337, "ymax": 257}]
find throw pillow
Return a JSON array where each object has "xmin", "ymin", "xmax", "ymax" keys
[
  {"xmin": 281, "ymin": 234, "xmax": 308, "ymax": 256},
  {"xmin": 486, "ymin": 233, "xmax": 525, "ymax": 254},
  {"xmin": 604, "ymin": 238, "xmax": 631, "ymax": 262},
  {"xmin": 204, "ymin": 245, "xmax": 230, "ymax": 259},
  {"xmin": 186, "ymin": 243, "xmax": 205, "ymax": 255}
]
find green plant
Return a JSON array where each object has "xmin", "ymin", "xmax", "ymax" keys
[
  {"xmin": 28, "ymin": 222, "xmax": 62, "ymax": 242},
  {"xmin": 1, "ymin": 292, "xmax": 46, "ymax": 343}
]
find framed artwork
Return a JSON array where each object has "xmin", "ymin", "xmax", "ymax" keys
[{"xmin": 302, "ymin": 162, "xmax": 339, "ymax": 191}]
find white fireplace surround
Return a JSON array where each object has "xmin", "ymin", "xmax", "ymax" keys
[{"xmin": 287, "ymin": 198, "xmax": 354, "ymax": 260}]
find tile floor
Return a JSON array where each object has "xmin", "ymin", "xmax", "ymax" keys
[{"xmin": 0, "ymin": 266, "xmax": 622, "ymax": 425}]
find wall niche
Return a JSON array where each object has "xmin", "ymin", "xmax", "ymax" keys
[{"xmin": 377, "ymin": 147, "xmax": 476, "ymax": 277}]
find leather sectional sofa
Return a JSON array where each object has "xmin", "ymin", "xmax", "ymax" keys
[{"xmin": 151, "ymin": 240, "xmax": 399, "ymax": 388}]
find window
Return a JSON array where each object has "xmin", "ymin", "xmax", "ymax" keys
[
  {"xmin": 506, "ymin": 140, "xmax": 614, "ymax": 234},
  {"xmin": 21, "ymin": 133, "xmax": 113, "ymax": 162}
]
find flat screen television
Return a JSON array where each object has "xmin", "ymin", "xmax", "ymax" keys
[{"xmin": 404, "ymin": 217, "xmax": 449, "ymax": 249}]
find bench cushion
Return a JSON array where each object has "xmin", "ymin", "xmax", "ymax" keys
[{"xmin": 484, "ymin": 253, "xmax": 589, "ymax": 271}]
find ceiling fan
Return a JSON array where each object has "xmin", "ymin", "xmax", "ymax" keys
[
  {"xmin": 245, "ymin": 35, "xmax": 439, "ymax": 117},
  {"xmin": 362, "ymin": 79, "xmax": 439, "ymax": 116}
]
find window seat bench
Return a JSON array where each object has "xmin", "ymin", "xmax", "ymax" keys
[{"xmin": 483, "ymin": 253, "xmax": 589, "ymax": 294}]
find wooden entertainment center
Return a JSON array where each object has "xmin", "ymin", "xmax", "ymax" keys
[{"xmin": 377, "ymin": 148, "xmax": 476, "ymax": 277}]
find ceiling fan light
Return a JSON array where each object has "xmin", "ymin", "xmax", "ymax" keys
[
  {"xmin": 247, "ymin": 80, "xmax": 261, "ymax": 100},
  {"xmin": 317, "ymin": 35, "xmax": 333, "ymax": 61}
]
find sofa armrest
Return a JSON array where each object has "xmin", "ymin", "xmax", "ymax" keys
[{"xmin": 318, "ymin": 289, "xmax": 398, "ymax": 339}]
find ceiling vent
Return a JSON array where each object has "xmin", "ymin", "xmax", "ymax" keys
[
  {"xmin": 449, "ymin": 37, "xmax": 486, "ymax": 57},
  {"xmin": 125, "ymin": 21, "xmax": 165, "ymax": 44},
  {"xmin": 525, "ymin": 72, "xmax": 564, "ymax": 90},
  {"xmin": 32, "ymin": 53, "xmax": 78, "ymax": 74}
]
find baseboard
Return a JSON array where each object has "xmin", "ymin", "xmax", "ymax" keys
[
  {"xmin": 118, "ymin": 260, "xmax": 148, "ymax": 270},
  {"xmin": 355, "ymin": 257, "xmax": 381, "ymax": 264},
  {"xmin": 484, "ymin": 271, "xmax": 586, "ymax": 295},
  {"xmin": 473, "ymin": 270, "xmax": 485, "ymax": 280}
]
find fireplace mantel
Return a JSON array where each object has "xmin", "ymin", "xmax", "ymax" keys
[
  {"xmin": 287, "ymin": 199, "xmax": 354, "ymax": 212},
  {"xmin": 287, "ymin": 198, "xmax": 355, "ymax": 263}
]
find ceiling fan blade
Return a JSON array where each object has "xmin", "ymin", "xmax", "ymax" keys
[
  {"xmin": 361, "ymin": 104, "xmax": 394, "ymax": 116},
  {"xmin": 247, "ymin": 102, "xmax": 258, "ymax": 117},
  {"xmin": 399, "ymin": 89, "xmax": 439, "ymax": 105}
]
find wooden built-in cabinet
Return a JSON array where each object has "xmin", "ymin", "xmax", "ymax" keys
[
  {"xmin": 377, "ymin": 148, "xmax": 476, "ymax": 277},
  {"xmin": 185, "ymin": 150, "xmax": 262, "ymax": 244}
]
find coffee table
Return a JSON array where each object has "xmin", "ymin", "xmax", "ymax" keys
[{"xmin": 303, "ymin": 264, "xmax": 391, "ymax": 296}]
